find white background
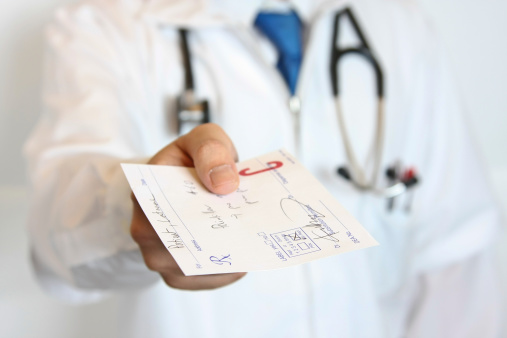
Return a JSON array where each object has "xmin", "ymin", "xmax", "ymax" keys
[{"xmin": 0, "ymin": 0, "xmax": 506, "ymax": 337}]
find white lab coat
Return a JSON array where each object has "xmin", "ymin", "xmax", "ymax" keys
[{"xmin": 25, "ymin": 0, "xmax": 504, "ymax": 337}]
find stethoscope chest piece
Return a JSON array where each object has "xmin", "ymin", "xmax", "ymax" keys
[{"xmin": 177, "ymin": 91, "xmax": 210, "ymax": 135}]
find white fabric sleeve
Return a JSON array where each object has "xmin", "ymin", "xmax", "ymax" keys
[
  {"xmin": 399, "ymin": 13, "xmax": 505, "ymax": 336},
  {"xmin": 24, "ymin": 3, "xmax": 162, "ymax": 302}
]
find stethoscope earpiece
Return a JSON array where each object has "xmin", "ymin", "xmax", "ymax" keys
[
  {"xmin": 385, "ymin": 167, "xmax": 397, "ymax": 180},
  {"xmin": 404, "ymin": 176, "xmax": 418, "ymax": 188},
  {"xmin": 337, "ymin": 166, "xmax": 352, "ymax": 181}
]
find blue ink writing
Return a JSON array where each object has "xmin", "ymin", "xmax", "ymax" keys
[{"xmin": 210, "ymin": 254, "xmax": 232, "ymax": 265}]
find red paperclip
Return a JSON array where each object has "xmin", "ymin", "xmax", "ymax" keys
[{"xmin": 239, "ymin": 161, "xmax": 283, "ymax": 176}]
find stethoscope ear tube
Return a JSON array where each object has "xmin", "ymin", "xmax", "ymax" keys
[
  {"xmin": 179, "ymin": 29, "xmax": 194, "ymax": 92},
  {"xmin": 330, "ymin": 8, "xmax": 384, "ymax": 99},
  {"xmin": 332, "ymin": 7, "xmax": 397, "ymax": 195},
  {"xmin": 176, "ymin": 29, "xmax": 211, "ymax": 135}
]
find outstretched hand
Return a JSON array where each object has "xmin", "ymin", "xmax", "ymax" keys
[{"xmin": 130, "ymin": 123, "xmax": 246, "ymax": 290}]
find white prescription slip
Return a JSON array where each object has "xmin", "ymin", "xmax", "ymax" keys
[{"xmin": 122, "ymin": 149, "xmax": 378, "ymax": 276}]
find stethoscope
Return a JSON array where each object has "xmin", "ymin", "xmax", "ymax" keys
[
  {"xmin": 330, "ymin": 8, "xmax": 419, "ymax": 199},
  {"xmin": 175, "ymin": 7, "xmax": 419, "ymax": 200}
]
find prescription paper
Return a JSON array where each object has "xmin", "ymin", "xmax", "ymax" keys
[{"xmin": 122, "ymin": 149, "xmax": 378, "ymax": 276}]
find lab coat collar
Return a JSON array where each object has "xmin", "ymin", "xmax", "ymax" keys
[{"xmin": 138, "ymin": 0, "xmax": 347, "ymax": 28}]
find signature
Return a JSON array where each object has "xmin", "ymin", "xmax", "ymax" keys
[
  {"xmin": 280, "ymin": 197, "xmax": 339, "ymax": 243},
  {"xmin": 280, "ymin": 197, "xmax": 325, "ymax": 227},
  {"xmin": 310, "ymin": 228, "xmax": 340, "ymax": 243}
]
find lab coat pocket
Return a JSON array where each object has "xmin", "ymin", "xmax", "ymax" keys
[{"xmin": 358, "ymin": 195, "xmax": 416, "ymax": 297}]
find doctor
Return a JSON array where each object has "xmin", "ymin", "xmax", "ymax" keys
[{"xmin": 25, "ymin": 0, "xmax": 503, "ymax": 337}]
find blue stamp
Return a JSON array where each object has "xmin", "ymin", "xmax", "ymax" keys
[{"xmin": 270, "ymin": 228, "xmax": 320, "ymax": 258}]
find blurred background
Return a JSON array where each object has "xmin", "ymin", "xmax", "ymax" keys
[{"xmin": 0, "ymin": 0, "xmax": 506, "ymax": 337}]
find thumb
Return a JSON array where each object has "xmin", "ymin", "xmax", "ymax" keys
[{"xmin": 176, "ymin": 123, "xmax": 239, "ymax": 195}]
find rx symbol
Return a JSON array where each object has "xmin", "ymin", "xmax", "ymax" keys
[{"xmin": 210, "ymin": 254, "xmax": 232, "ymax": 265}]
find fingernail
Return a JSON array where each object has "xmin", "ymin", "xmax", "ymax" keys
[{"xmin": 209, "ymin": 164, "xmax": 236, "ymax": 189}]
